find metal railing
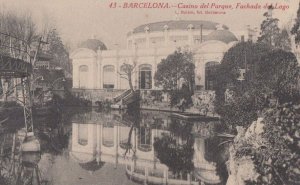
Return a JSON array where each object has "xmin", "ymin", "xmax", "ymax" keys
[{"xmin": 0, "ymin": 31, "xmax": 32, "ymax": 63}]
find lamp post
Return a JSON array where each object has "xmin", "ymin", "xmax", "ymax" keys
[
  {"xmin": 50, "ymin": 77, "xmax": 66, "ymax": 90},
  {"xmin": 31, "ymin": 76, "xmax": 44, "ymax": 100},
  {"xmin": 31, "ymin": 76, "xmax": 44, "ymax": 88},
  {"xmin": 48, "ymin": 77, "xmax": 66, "ymax": 100},
  {"xmin": 38, "ymin": 77, "xmax": 66, "ymax": 106}
]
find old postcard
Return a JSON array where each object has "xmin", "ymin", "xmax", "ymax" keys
[{"xmin": 0, "ymin": 0, "xmax": 299, "ymax": 185}]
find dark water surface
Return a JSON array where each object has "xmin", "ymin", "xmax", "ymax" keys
[{"xmin": 0, "ymin": 107, "xmax": 229, "ymax": 185}]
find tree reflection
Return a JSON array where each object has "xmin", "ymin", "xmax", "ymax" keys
[
  {"xmin": 0, "ymin": 132, "xmax": 45, "ymax": 185},
  {"xmin": 0, "ymin": 107, "xmax": 76, "ymax": 185},
  {"xmin": 205, "ymin": 136, "xmax": 229, "ymax": 183},
  {"xmin": 122, "ymin": 107, "xmax": 140, "ymax": 157},
  {"xmin": 153, "ymin": 118, "xmax": 194, "ymax": 177},
  {"xmin": 36, "ymin": 110, "xmax": 70, "ymax": 155}
]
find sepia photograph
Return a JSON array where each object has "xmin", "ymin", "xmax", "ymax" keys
[{"xmin": 0, "ymin": 0, "xmax": 299, "ymax": 184}]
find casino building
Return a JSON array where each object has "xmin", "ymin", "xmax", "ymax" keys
[{"xmin": 70, "ymin": 20, "xmax": 257, "ymax": 101}]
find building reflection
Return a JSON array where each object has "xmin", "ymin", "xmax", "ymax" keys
[{"xmin": 69, "ymin": 110, "xmax": 224, "ymax": 185}]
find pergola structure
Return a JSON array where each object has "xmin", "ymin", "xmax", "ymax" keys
[{"xmin": 0, "ymin": 31, "xmax": 42, "ymax": 140}]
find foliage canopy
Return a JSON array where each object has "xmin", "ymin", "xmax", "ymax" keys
[
  {"xmin": 154, "ymin": 49, "xmax": 195, "ymax": 107},
  {"xmin": 154, "ymin": 49, "xmax": 195, "ymax": 91},
  {"xmin": 215, "ymin": 42, "xmax": 300, "ymax": 128}
]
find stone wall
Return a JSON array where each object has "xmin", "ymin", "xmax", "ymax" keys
[
  {"xmin": 140, "ymin": 90, "xmax": 216, "ymax": 115},
  {"xmin": 226, "ymin": 118, "xmax": 265, "ymax": 185},
  {"xmin": 71, "ymin": 88, "xmax": 217, "ymax": 115},
  {"xmin": 187, "ymin": 90, "xmax": 216, "ymax": 115},
  {"xmin": 71, "ymin": 88, "xmax": 124, "ymax": 106}
]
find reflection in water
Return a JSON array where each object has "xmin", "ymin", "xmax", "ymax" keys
[
  {"xmin": 153, "ymin": 118, "xmax": 195, "ymax": 178},
  {"xmin": 0, "ymin": 108, "xmax": 229, "ymax": 185},
  {"xmin": 0, "ymin": 132, "xmax": 46, "ymax": 185}
]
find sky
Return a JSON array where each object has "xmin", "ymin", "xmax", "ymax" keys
[{"xmin": 0, "ymin": 0, "xmax": 299, "ymax": 50}]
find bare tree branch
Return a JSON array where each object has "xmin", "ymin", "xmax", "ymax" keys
[{"xmin": 120, "ymin": 76, "xmax": 129, "ymax": 80}]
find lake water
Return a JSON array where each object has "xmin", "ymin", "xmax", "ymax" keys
[{"xmin": 0, "ymin": 107, "xmax": 229, "ymax": 185}]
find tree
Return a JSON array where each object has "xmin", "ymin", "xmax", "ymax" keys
[
  {"xmin": 121, "ymin": 109, "xmax": 140, "ymax": 157},
  {"xmin": 0, "ymin": 10, "xmax": 42, "ymax": 101},
  {"xmin": 118, "ymin": 60, "xmax": 137, "ymax": 92},
  {"xmin": 278, "ymin": 28, "xmax": 292, "ymax": 51},
  {"xmin": 0, "ymin": 9, "xmax": 40, "ymax": 63},
  {"xmin": 46, "ymin": 29, "xmax": 71, "ymax": 73},
  {"xmin": 258, "ymin": 6, "xmax": 280, "ymax": 46},
  {"xmin": 215, "ymin": 41, "xmax": 300, "ymax": 129},
  {"xmin": 255, "ymin": 50, "xmax": 300, "ymax": 103},
  {"xmin": 154, "ymin": 49, "xmax": 195, "ymax": 107},
  {"xmin": 214, "ymin": 42, "xmax": 272, "ymax": 128},
  {"xmin": 258, "ymin": 6, "xmax": 291, "ymax": 51},
  {"xmin": 291, "ymin": 2, "xmax": 300, "ymax": 45},
  {"xmin": 0, "ymin": 10, "xmax": 38, "ymax": 46}
]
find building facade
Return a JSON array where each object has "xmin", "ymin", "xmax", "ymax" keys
[
  {"xmin": 69, "ymin": 110, "xmax": 223, "ymax": 184},
  {"xmin": 70, "ymin": 20, "xmax": 256, "ymax": 95}
]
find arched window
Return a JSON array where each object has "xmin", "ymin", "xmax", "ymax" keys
[
  {"xmin": 139, "ymin": 64, "xmax": 152, "ymax": 89},
  {"xmin": 79, "ymin": 65, "xmax": 89, "ymax": 88},
  {"xmin": 103, "ymin": 65, "xmax": 115, "ymax": 89},
  {"xmin": 119, "ymin": 127, "xmax": 131, "ymax": 149},
  {"xmin": 78, "ymin": 124, "xmax": 88, "ymax": 146},
  {"xmin": 205, "ymin": 62, "xmax": 219, "ymax": 90},
  {"xmin": 102, "ymin": 124, "xmax": 114, "ymax": 147},
  {"xmin": 137, "ymin": 126, "xmax": 152, "ymax": 152}
]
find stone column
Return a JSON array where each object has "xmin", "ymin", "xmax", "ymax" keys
[
  {"xmin": 96, "ymin": 124, "xmax": 102, "ymax": 164},
  {"xmin": 116, "ymin": 61, "xmax": 120, "ymax": 89},
  {"xmin": 187, "ymin": 173, "xmax": 191, "ymax": 184},
  {"xmin": 163, "ymin": 25, "xmax": 169, "ymax": 47},
  {"xmin": 131, "ymin": 127, "xmax": 137, "ymax": 150},
  {"xmin": 152, "ymin": 129, "xmax": 158, "ymax": 169},
  {"xmin": 151, "ymin": 129, "xmax": 155, "ymax": 155},
  {"xmin": 97, "ymin": 49, "xmax": 102, "ymax": 89},
  {"xmin": 96, "ymin": 60, "xmax": 100, "ymax": 89},
  {"xmin": 199, "ymin": 57, "xmax": 206, "ymax": 89},
  {"xmin": 145, "ymin": 166, "xmax": 149, "ymax": 183},
  {"xmin": 163, "ymin": 169, "xmax": 168, "ymax": 184},
  {"xmin": 152, "ymin": 47, "xmax": 157, "ymax": 89},
  {"xmin": 114, "ymin": 125, "xmax": 119, "ymax": 168},
  {"xmin": 187, "ymin": 24, "xmax": 194, "ymax": 46},
  {"xmin": 93, "ymin": 58, "xmax": 98, "ymax": 89},
  {"xmin": 88, "ymin": 124, "xmax": 96, "ymax": 153},
  {"xmin": 99, "ymin": 63, "xmax": 103, "ymax": 89},
  {"xmin": 194, "ymin": 57, "xmax": 202, "ymax": 90},
  {"xmin": 134, "ymin": 57, "xmax": 139, "ymax": 90},
  {"xmin": 72, "ymin": 62, "xmax": 79, "ymax": 88},
  {"xmin": 72, "ymin": 124, "xmax": 78, "ymax": 149},
  {"xmin": 130, "ymin": 161, "xmax": 135, "ymax": 180},
  {"xmin": 145, "ymin": 26, "xmax": 150, "ymax": 48},
  {"xmin": 116, "ymin": 47, "xmax": 120, "ymax": 89}
]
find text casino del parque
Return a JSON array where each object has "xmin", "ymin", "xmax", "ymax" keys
[{"xmin": 109, "ymin": 2, "xmax": 289, "ymax": 10}]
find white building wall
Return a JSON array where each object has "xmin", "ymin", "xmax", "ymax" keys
[{"xmin": 70, "ymin": 27, "xmax": 242, "ymax": 91}]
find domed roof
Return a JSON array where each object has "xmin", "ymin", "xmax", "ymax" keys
[
  {"xmin": 79, "ymin": 39, "xmax": 107, "ymax": 51},
  {"xmin": 132, "ymin": 20, "xmax": 229, "ymax": 34},
  {"xmin": 206, "ymin": 30, "xmax": 238, "ymax": 44}
]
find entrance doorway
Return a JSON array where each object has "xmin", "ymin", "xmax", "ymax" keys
[
  {"xmin": 205, "ymin": 61, "xmax": 219, "ymax": 90},
  {"xmin": 139, "ymin": 64, "xmax": 152, "ymax": 89},
  {"xmin": 103, "ymin": 65, "xmax": 115, "ymax": 89}
]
